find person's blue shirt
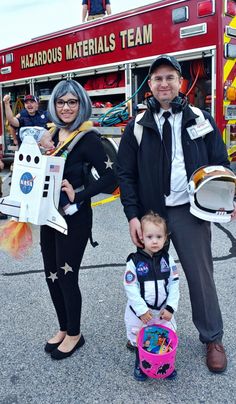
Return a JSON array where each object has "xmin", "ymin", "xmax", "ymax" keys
[
  {"xmin": 18, "ymin": 109, "xmax": 49, "ymax": 129},
  {"xmin": 82, "ymin": 0, "xmax": 110, "ymax": 16}
]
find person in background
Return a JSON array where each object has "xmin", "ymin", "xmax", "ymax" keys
[
  {"xmin": 82, "ymin": 0, "xmax": 111, "ymax": 22},
  {"xmin": 117, "ymin": 54, "xmax": 236, "ymax": 374},
  {"xmin": 3, "ymin": 94, "xmax": 50, "ymax": 145},
  {"xmin": 124, "ymin": 211, "xmax": 179, "ymax": 381},
  {"xmin": 40, "ymin": 79, "xmax": 116, "ymax": 360},
  {"xmin": 6, "ymin": 124, "xmax": 18, "ymax": 147}
]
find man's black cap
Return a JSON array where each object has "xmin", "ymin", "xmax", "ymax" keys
[{"xmin": 149, "ymin": 55, "xmax": 182, "ymax": 76}]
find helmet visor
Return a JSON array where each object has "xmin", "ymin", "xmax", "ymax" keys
[{"xmin": 195, "ymin": 179, "xmax": 235, "ymax": 213}]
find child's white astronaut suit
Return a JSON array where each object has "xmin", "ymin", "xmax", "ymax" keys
[{"xmin": 124, "ymin": 248, "xmax": 180, "ymax": 346}]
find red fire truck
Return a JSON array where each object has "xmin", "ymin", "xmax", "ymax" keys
[{"xmin": 0, "ymin": 0, "xmax": 236, "ymax": 165}]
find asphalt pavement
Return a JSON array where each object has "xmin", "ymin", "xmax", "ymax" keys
[{"xmin": 0, "ymin": 185, "xmax": 236, "ymax": 404}]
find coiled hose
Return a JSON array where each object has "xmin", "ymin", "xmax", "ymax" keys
[{"xmin": 98, "ymin": 74, "xmax": 149, "ymax": 127}]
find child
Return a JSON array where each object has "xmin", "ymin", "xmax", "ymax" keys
[{"xmin": 123, "ymin": 211, "xmax": 180, "ymax": 381}]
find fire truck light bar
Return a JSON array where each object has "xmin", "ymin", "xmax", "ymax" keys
[
  {"xmin": 5, "ymin": 53, "xmax": 14, "ymax": 64},
  {"xmin": 180, "ymin": 23, "xmax": 207, "ymax": 38},
  {"xmin": 172, "ymin": 7, "xmax": 189, "ymax": 23},
  {"xmin": 226, "ymin": 25, "xmax": 236, "ymax": 38},
  {"xmin": 197, "ymin": 1, "xmax": 215, "ymax": 17},
  {"xmin": 224, "ymin": 43, "xmax": 236, "ymax": 59},
  {"xmin": 225, "ymin": 0, "xmax": 236, "ymax": 16},
  {"xmin": 1, "ymin": 66, "xmax": 12, "ymax": 75}
]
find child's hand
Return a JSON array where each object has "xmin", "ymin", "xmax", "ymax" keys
[
  {"xmin": 61, "ymin": 179, "xmax": 75, "ymax": 203},
  {"xmin": 160, "ymin": 308, "xmax": 172, "ymax": 321},
  {"xmin": 140, "ymin": 310, "xmax": 153, "ymax": 324}
]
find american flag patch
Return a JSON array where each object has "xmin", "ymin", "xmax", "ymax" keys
[
  {"xmin": 50, "ymin": 164, "xmax": 60, "ymax": 173},
  {"xmin": 172, "ymin": 265, "xmax": 179, "ymax": 278},
  {"xmin": 172, "ymin": 265, "xmax": 179, "ymax": 275}
]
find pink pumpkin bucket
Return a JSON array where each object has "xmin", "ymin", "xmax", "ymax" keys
[{"xmin": 137, "ymin": 324, "xmax": 178, "ymax": 379}]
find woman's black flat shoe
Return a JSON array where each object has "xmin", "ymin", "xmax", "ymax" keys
[
  {"xmin": 51, "ymin": 334, "xmax": 85, "ymax": 360},
  {"xmin": 44, "ymin": 340, "xmax": 64, "ymax": 353}
]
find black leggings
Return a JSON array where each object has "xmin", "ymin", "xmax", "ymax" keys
[{"xmin": 40, "ymin": 208, "xmax": 92, "ymax": 336}]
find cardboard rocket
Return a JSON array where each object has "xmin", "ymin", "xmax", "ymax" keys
[{"xmin": 0, "ymin": 136, "xmax": 68, "ymax": 234}]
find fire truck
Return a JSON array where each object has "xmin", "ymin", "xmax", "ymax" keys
[{"xmin": 0, "ymin": 0, "xmax": 236, "ymax": 169}]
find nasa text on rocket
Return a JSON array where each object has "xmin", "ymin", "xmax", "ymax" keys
[{"xmin": 0, "ymin": 136, "xmax": 68, "ymax": 234}]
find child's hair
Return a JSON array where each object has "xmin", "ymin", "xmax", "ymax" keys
[{"xmin": 140, "ymin": 211, "xmax": 168, "ymax": 236}]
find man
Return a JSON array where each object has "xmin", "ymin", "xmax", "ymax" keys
[
  {"xmin": 82, "ymin": 0, "xmax": 111, "ymax": 22},
  {"xmin": 117, "ymin": 54, "xmax": 236, "ymax": 373},
  {"xmin": 3, "ymin": 94, "xmax": 49, "ymax": 145}
]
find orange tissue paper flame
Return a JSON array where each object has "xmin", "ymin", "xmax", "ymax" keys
[{"xmin": 0, "ymin": 220, "xmax": 33, "ymax": 259}]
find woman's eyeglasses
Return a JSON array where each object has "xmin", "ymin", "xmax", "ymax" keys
[{"xmin": 55, "ymin": 99, "xmax": 79, "ymax": 108}]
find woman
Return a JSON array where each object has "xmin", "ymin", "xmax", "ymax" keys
[{"xmin": 41, "ymin": 79, "xmax": 115, "ymax": 360}]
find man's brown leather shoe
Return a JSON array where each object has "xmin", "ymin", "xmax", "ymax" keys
[{"xmin": 206, "ymin": 342, "xmax": 227, "ymax": 373}]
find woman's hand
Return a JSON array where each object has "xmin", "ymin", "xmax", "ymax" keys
[
  {"xmin": 0, "ymin": 160, "xmax": 4, "ymax": 171},
  {"xmin": 61, "ymin": 179, "xmax": 75, "ymax": 203}
]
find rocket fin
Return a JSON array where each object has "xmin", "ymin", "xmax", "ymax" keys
[
  {"xmin": 45, "ymin": 206, "xmax": 68, "ymax": 235},
  {"xmin": 0, "ymin": 197, "xmax": 20, "ymax": 218}
]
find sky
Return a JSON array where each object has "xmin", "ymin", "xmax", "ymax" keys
[{"xmin": 1, "ymin": 0, "xmax": 159, "ymax": 50}]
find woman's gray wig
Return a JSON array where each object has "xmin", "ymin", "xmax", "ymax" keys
[{"xmin": 48, "ymin": 79, "xmax": 92, "ymax": 131}]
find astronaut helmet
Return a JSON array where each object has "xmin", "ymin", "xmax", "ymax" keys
[{"xmin": 187, "ymin": 165, "xmax": 236, "ymax": 223}]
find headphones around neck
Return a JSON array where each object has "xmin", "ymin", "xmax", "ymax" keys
[{"xmin": 146, "ymin": 93, "xmax": 188, "ymax": 114}]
